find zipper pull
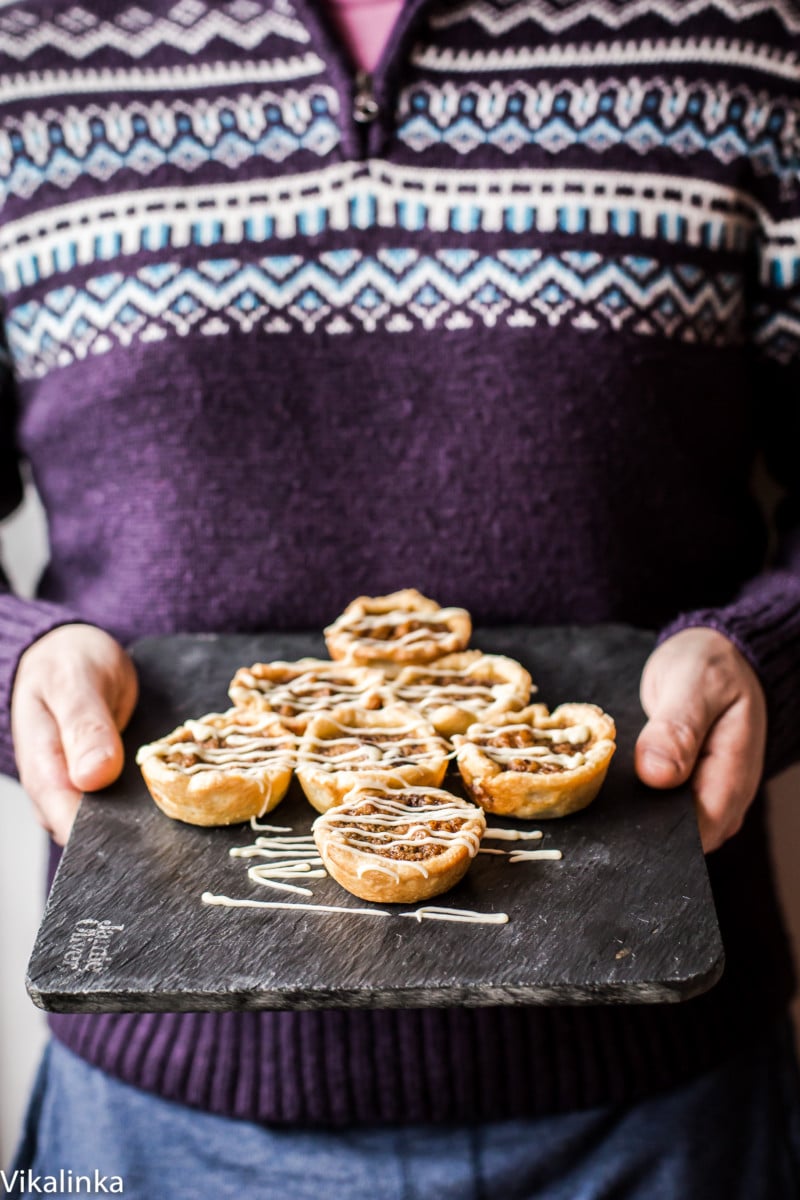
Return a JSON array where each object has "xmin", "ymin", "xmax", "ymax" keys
[{"xmin": 353, "ymin": 71, "xmax": 379, "ymax": 124}]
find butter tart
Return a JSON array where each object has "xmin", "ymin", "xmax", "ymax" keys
[
  {"xmin": 324, "ymin": 589, "xmax": 471, "ymax": 668},
  {"xmin": 394, "ymin": 651, "xmax": 533, "ymax": 737},
  {"xmin": 454, "ymin": 703, "xmax": 616, "ymax": 819},
  {"xmin": 136, "ymin": 709, "xmax": 295, "ymax": 826},
  {"xmin": 312, "ymin": 781, "xmax": 486, "ymax": 903},
  {"xmin": 296, "ymin": 704, "xmax": 450, "ymax": 814},
  {"xmin": 228, "ymin": 658, "xmax": 389, "ymax": 733}
]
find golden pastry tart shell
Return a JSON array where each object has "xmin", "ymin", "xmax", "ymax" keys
[
  {"xmin": 324, "ymin": 588, "xmax": 472, "ymax": 666},
  {"xmin": 312, "ymin": 785, "xmax": 486, "ymax": 903},
  {"xmin": 296, "ymin": 705, "xmax": 449, "ymax": 815},
  {"xmin": 137, "ymin": 711, "xmax": 294, "ymax": 827},
  {"xmin": 227, "ymin": 657, "xmax": 389, "ymax": 733},
  {"xmin": 395, "ymin": 650, "xmax": 533, "ymax": 737},
  {"xmin": 455, "ymin": 703, "xmax": 616, "ymax": 820}
]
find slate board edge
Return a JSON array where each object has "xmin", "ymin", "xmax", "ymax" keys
[{"xmin": 27, "ymin": 963, "xmax": 725, "ymax": 1014}]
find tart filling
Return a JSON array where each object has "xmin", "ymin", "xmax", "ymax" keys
[
  {"xmin": 324, "ymin": 588, "xmax": 471, "ymax": 667},
  {"xmin": 454, "ymin": 703, "xmax": 616, "ymax": 820},
  {"xmin": 136, "ymin": 709, "xmax": 295, "ymax": 826},
  {"xmin": 394, "ymin": 651, "xmax": 533, "ymax": 737},
  {"xmin": 228, "ymin": 658, "xmax": 389, "ymax": 732},
  {"xmin": 312, "ymin": 782, "xmax": 486, "ymax": 903},
  {"xmin": 296, "ymin": 705, "xmax": 450, "ymax": 814}
]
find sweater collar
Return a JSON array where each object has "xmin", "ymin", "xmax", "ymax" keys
[{"xmin": 294, "ymin": 0, "xmax": 434, "ymax": 156}]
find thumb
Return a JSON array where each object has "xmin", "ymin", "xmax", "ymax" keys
[
  {"xmin": 636, "ymin": 684, "xmax": 716, "ymax": 791},
  {"xmin": 47, "ymin": 685, "xmax": 125, "ymax": 792}
]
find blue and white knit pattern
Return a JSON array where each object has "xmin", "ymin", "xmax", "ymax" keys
[
  {"xmin": 6, "ymin": 249, "xmax": 746, "ymax": 376},
  {"xmin": 0, "ymin": 87, "xmax": 341, "ymax": 203},
  {"xmin": 0, "ymin": 164, "xmax": 779, "ymax": 284},
  {"xmin": 0, "ymin": 0, "xmax": 798, "ymax": 374},
  {"xmin": 395, "ymin": 78, "xmax": 798, "ymax": 192}
]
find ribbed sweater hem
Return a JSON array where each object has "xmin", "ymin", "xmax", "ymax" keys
[{"xmin": 46, "ymin": 980, "xmax": 794, "ymax": 1128}]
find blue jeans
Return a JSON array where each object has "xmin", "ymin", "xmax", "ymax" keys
[{"xmin": 9, "ymin": 1023, "xmax": 800, "ymax": 1199}]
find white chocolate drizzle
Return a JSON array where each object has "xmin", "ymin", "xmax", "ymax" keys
[
  {"xmin": 300, "ymin": 718, "xmax": 448, "ymax": 772},
  {"xmin": 233, "ymin": 664, "xmax": 383, "ymax": 715},
  {"xmin": 202, "ymin": 892, "xmax": 391, "ymax": 918},
  {"xmin": 231, "ymin": 835, "xmax": 318, "ymax": 857},
  {"xmin": 137, "ymin": 715, "xmax": 296, "ymax": 776},
  {"xmin": 230, "ymin": 832, "xmax": 324, "ymax": 896},
  {"xmin": 508, "ymin": 849, "xmax": 563, "ymax": 863},
  {"xmin": 476, "ymin": 825, "xmax": 563, "ymax": 865},
  {"xmin": 341, "ymin": 608, "xmax": 463, "ymax": 650},
  {"xmin": 397, "ymin": 679, "xmax": 496, "ymax": 711},
  {"xmin": 399, "ymin": 906, "xmax": 509, "ymax": 924},
  {"xmin": 206, "ymin": 815, "xmax": 563, "ymax": 926},
  {"xmin": 312, "ymin": 788, "xmax": 484, "ymax": 882},
  {"xmin": 484, "ymin": 828, "xmax": 543, "ymax": 841},
  {"xmin": 470, "ymin": 722, "xmax": 591, "ymax": 771},
  {"xmin": 480, "ymin": 747, "xmax": 586, "ymax": 768},
  {"xmin": 245, "ymin": 863, "xmax": 327, "ymax": 897},
  {"xmin": 484, "ymin": 722, "xmax": 590, "ymax": 746}
]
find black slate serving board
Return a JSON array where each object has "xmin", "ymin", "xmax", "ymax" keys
[{"xmin": 26, "ymin": 625, "xmax": 724, "ymax": 1013}]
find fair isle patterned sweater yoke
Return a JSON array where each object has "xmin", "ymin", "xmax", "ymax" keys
[
  {"xmin": 2, "ymin": 0, "xmax": 800, "ymax": 373},
  {"xmin": 2, "ymin": 0, "xmax": 800, "ymax": 1125},
  {"xmin": 0, "ymin": 0, "xmax": 799, "ymax": 369}
]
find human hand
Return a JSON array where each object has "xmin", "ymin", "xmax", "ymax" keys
[
  {"xmin": 635, "ymin": 628, "xmax": 767, "ymax": 853},
  {"xmin": 11, "ymin": 624, "xmax": 138, "ymax": 845}
]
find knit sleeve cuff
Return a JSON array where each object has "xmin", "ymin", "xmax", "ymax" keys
[
  {"xmin": 657, "ymin": 570, "xmax": 800, "ymax": 778},
  {"xmin": 0, "ymin": 593, "xmax": 82, "ymax": 778}
]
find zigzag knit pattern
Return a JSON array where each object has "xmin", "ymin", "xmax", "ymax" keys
[{"xmin": 8, "ymin": 250, "xmax": 746, "ymax": 377}]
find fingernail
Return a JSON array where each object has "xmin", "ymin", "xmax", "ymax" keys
[
  {"xmin": 641, "ymin": 748, "xmax": 679, "ymax": 772},
  {"xmin": 76, "ymin": 748, "xmax": 113, "ymax": 776}
]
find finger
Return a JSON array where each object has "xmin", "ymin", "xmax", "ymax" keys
[
  {"xmin": 692, "ymin": 694, "xmax": 766, "ymax": 853},
  {"xmin": 108, "ymin": 657, "xmax": 139, "ymax": 733},
  {"xmin": 46, "ymin": 684, "xmax": 124, "ymax": 792},
  {"xmin": 636, "ymin": 688, "xmax": 719, "ymax": 789},
  {"xmin": 13, "ymin": 690, "xmax": 82, "ymax": 845}
]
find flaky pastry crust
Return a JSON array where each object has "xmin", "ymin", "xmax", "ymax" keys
[
  {"xmin": 454, "ymin": 703, "xmax": 616, "ymax": 819},
  {"xmin": 312, "ymin": 782, "xmax": 486, "ymax": 903},
  {"xmin": 324, "ymin": 589, "xmax": 471, "ymax": 668},
  {"xmin": 136, "ymin": 709, "xmax": 295, "ymax": 827},
  {"xmin": 228, "ymin": 658, "xmax": 389, "ymax": 733},
  {"xmin": 394, "ymin": 651, "xmax": 533, "ymax": 737},
  {"xmin": 296, "ymin": 704, "xmax": 449, "ymax": 814}
]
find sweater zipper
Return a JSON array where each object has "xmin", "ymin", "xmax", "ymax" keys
[
  {"xmin": 353, "ymin": 71, "xmax": 379, "ymax": 128},
  {"xmin": 296, "ymin": 0, "xmax": 431, "ymax": 159},
  {"xmin": 352, "ymin": 70, "xmax": 380, "ymax": 155}
]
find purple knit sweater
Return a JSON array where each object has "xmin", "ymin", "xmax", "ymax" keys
[{"xmin": 1, "ymin": 0, "xmax": 800, "ymax": 1125}]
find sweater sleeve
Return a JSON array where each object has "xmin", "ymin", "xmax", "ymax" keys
[
  {"xmin": 0, "ymin": 348, "xmax": 81, "ymax": 779},
  {"xmin": 658, "ymin": 175, "xmax": 800, "ymax": 778}
]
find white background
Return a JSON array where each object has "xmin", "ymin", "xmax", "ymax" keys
[{"xmin": 1, "ymin": 490, "xmax": 799, "ymax": 1165}]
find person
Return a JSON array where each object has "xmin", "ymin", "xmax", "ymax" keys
[{"xmin": 2, "ymin": 0, "xmax": 800, "ymax": 1194}]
